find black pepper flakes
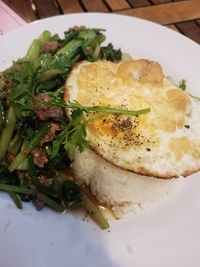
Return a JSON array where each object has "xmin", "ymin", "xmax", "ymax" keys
[{"xmin": 184, "ymin": 125, "xmax": 190, "ymax": 129}]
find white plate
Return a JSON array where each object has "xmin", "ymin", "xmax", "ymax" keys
[{"xmin": 0, "ymin": 13, "xmax": 200, "ymax": 267}]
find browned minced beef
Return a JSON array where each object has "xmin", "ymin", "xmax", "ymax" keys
[
  {"xmin": 32, "ymin": 176, "xmax": 54, "ymax": 210},
  {"xmin": 0, "ymin": 73, "xmax": 12, "ymax": 94},
  {"xmin": 68, "ymin": 25, "xmax": 86, "ymax": 31},
  {"xmin": 38, "ymin": 175, "xmax": 53, "ymax": 187},
  {"xmin": 33, "ymin": 198, "xmax": 45, "ymax": 210},
  {"xmin": 42, "ymin": 41, "xmax": 60, "ymax": 53},
  {"xmin": 35, "ymin": 93, "xmax": 63, "ymax": 121},
  {"xmin": 31, "ymin": 147, "xmax": 48, "ymax": 167},
  {"xmin": 6, "ymin": 152, "xmax": 15, "ymax": 162}
]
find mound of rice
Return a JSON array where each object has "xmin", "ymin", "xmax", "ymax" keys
[{"xmin": 72, "ymin": 149, "xmax": 184, "ymax": 218}]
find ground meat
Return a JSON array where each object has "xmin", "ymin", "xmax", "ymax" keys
[
  {"xmin": 0, "ymin": 74, "xmax": 12, "ymax": 94},
  {"xmin": 6, "ymin": 152, "xmax": 15, "ymax": 162},
  {"xmin": 31, "ymin": 147, "xmax": 48, "ymax": 167},
  {"xmin": 42, "ymin": 41, "xmax": 60, "ymax": 53},
  {"xmin": 68, "ymin": 25, "xmax": 86, "ymax": 31},
  {"xmin": 40, "ymin": 123, "xmax": 60, "ymax": 146},
  {"xmin": 32, "ymin": 175, "xmax": 53, "ymax": 210},
  {"xmin": 38, "ymin": 175, "xmax": 53, "ymax": 187},
  {"xmin": 34, "ymin": 93, "xmax": 63, "ymax": 121},
  {"xmin": 37, "ymin": 92, "xmax": 49, "ymax": 102},
  {"xmin": 35, "ymin": 107, "xmax": 63, "ymax": 121},
  {"xmin": 33, "ymin": 198, "xmax": 45, "ymax": 210}
]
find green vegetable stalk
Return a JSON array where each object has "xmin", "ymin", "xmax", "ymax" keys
[
  {"xmin": 82, "ymin": 192, "xmax": 110, "ymax": 230},
  {"xmin": 61, "ymin": 180, "xmax": 109, "ymax": 229},
  {"xmin": 8, "ymin": 131, "xmax": 23, "ymax": 155},
  {"xmin": 0, "ymin": 183, "xmax": 64, "ymax": 213},
  {"xmin": 0, "ymin": 27, "xmax": 146, "ymax": 229},
  {"xmin": 9, "ymin": 123, "xmax": 50, "ymax": 172},
  {"xmin": 24, "ymin": 31, "xmax": 51, "ymax": 69},
  {"xmin": 9, "ymin": 192, "xmax": 23, "ymax": 209},
  {"xmin": 36, "ymin": 193, "xmax": 65, "ymax": 213},
  {"xmin": 0, "ymin": 106, "xmax": 16, "ymax": 162}
]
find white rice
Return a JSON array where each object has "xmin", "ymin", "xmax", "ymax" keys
[{"xmin": 72, "ymin": 149, "xmax": 184, "ymax": 218}]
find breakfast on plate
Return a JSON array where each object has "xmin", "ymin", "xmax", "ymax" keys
[{"xmin": 0, "ymin": 26, "xmax": 199, "ymax": 228}]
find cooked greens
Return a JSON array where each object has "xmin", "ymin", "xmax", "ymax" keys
[{"xmin": 0, "ymin": 26, "xmax": 150, "ymax": 229}]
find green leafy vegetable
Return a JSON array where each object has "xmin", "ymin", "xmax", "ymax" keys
[
  {"xmin": 8, "ymin": 123, "xmax": 50, "ymax": 172},
  {"xmin": 5, "ymin": 61, "xmax": 35, "ymax": 117},
  {"xmin": 0, "ymin": 26, "xmax": 152, "ymax": 229},
  {"xmin": 99, "ymin": 43, "xmax": 122, "ymax": 61},
  {"xmin": 0, "ymin": 106, "xmax": 16, "ymax": 161},
  {"xmin": 62, "ymin": 180, "xmax": 82, "ymax": 206}
]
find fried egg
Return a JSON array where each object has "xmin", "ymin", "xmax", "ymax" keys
[{"xmin": 65, "ymin": 59, "xmax": 200, "ymax": 179}]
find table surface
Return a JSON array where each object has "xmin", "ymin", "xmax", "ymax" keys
[{"xmin": 2, "ymin": 0, "xmax": 200, "ymax": 44}]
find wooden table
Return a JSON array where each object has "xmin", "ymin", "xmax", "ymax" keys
[{"xmin": 2, "ymin": 0, "xmax": 200, "ymax": 44}]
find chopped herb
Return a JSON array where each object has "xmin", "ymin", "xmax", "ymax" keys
[{"xmin": 179, "ymin": 79, "xmax": 186, "ymax": 90}]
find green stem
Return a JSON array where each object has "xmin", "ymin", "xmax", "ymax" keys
[
  {"xmin": 17, "ymin": 158, "xmax": 29, "ymax": 170},
  {"xmin": 24, "ymin": 31, "xmax": 51, "ymax": 69},
  {"xmin": 81, "ymin": 192, "xmax": 110, "ymax": 230},
  {"xmin": 38, "ymin": 31, "xmax": 52, "ymax": 44},
  {"xmin": 9, "ymin": 192, "xmax": 23, "ymax": 209},
  {"xmin": 65, "ymin": 102, "xmax": 151, "ymax": 117},
  {"xmin": 0, "ymin": 184, "xmax": 34, "ymax": 195},
  {"xmin": 0, "ymin": 101, "xmax": 6, "ymax": 130},
  {"xmin": 25, "ymin": 31, "xmax": 51, "ymax": 61},
  {"xmin": 55, "ymin": 39, "xmax": 82, "ymax": 56},
  {"xmin": 85, "ymin": 106, "xmax": 150, "ymax": 116},
  {"xmin": 37, "ymin": 69, "xmax": 63, "ymax": 82},
  {"xmin": 190, "ymin": 94, "xmax": 200, "ymax": 101},
  {"xmin": 0, "ymin": 184, "xmax": 64, "ymax": 212},
  {"xmin": 8, "ymin": 123, "xmax": 50, "ymax": 172},
  {"xmin": 34, "ymin": 180, "xmax": 60, "ymax": 199},
  {"xmin": 36, "ymin": 193, "xmax": 65, "ymax": 213},
  {"xmin": 0, "ymin": 106, "xmax": 16, "ymax": 162},
  {"xmin": 8, "ymin": 131, "xmax": 22, "ymax": 155}
]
